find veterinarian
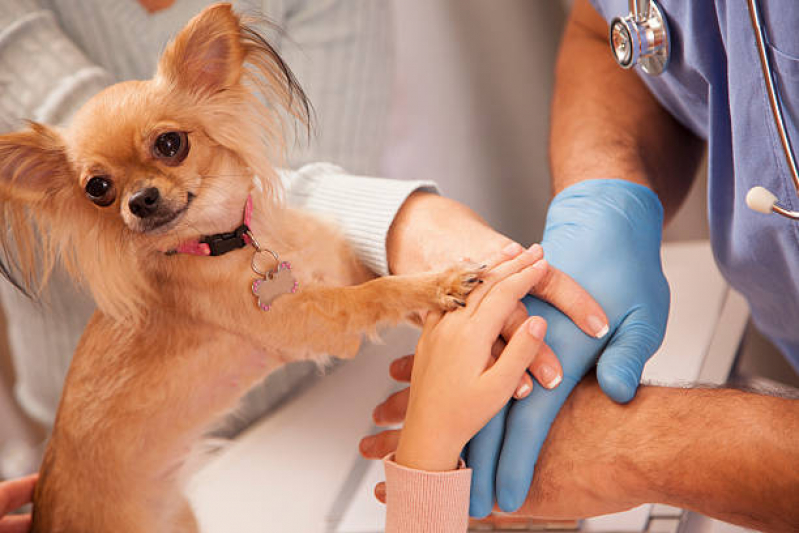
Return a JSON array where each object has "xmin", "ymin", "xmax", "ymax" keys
[{"xmin": 447, "ymin": 0, "xmax": 799, "ymax": 518}]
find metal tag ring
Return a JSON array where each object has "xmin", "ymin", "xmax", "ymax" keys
[{"xmin": 251, "ymin": 248, "xmax": 280, "ymax": 277}]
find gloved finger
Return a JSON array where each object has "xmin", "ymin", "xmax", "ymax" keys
[
  {"xmin": 372, "ymin": 388, "xmax": 409, "ymax": 426},
  {"xmin": 528, "ymin": 341, "xmax": 563, "ymax": 390},
  {"xmin": 596, "ymin": 310, "xmax": 665, "ymax": 403},
  {"xmin": 374, "ymin": 482, "xmax": 387, "ymax": 504},
  {"xmin": 484, "ymin": 317, "xmax": 546, "ymax": 394},
  {"xmin": 495, "ymin": 376, "xmax": 578, "ymax": 512},
  {"xmin": 359, "ymin": 429, "xmax": 401, "ymax": 460},
  {"xmin": 389, "ymin": 355, "xmax": 414, "ymax": 383},
  {"xmin": 465, "ymin": 245, "xmax": 544, "ymax": 307},
  {"xmin": 530, "ymin": 265, "xmax": 609, "ymax": 340},
  {"xmin": 466, "ymin": 402, "xmax": 509, "ymax": 518}
]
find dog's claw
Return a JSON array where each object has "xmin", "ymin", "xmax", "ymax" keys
[{"xmin": 435, "ymin": 261, "xmax": 487, "ymax": 311}]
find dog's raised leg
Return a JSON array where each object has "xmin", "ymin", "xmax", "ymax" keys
[{"xmin": 240, "ymin": 262, "xmax": 485, "ymax": 360}]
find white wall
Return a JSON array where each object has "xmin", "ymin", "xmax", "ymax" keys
[
  {"xmin": 385, "ymin": 0, "xmax": 709, "ymax": 244},
  {"xmin": 385, "ymin": 1, "xmax": 568, "ymax": 245}
]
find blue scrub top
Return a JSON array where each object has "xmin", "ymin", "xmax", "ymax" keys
[{"xmin": 590, "ymin": 0, "xmax": 799, "ymax": 371}]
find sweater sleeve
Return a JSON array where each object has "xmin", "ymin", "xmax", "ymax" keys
[
  {"xmin": 383, "ymin": 453, "xmax": 472, "ymax": 533},
  {"xmin": 280, "ymin": 163, "xmax": 438, "ymax": 276},
  {"xmin": 0, "ymin": 0, "xmax": 114, "ymax": 131}
]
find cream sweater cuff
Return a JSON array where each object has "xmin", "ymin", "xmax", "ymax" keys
[{"xmin": 282, "ymin": 163, "xmax": 438, "ymax": 276}]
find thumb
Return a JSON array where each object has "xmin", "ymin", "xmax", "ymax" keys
[
  {"xmin": 596, "ymin": 309, "xmax": 665, "ymax": 403},
  {"xmin": 484, "ymin": 317, "xmax": 546, "ymax": 393}
]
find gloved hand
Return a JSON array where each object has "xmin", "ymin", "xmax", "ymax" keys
[{"xmin": 466, "ymin": 179, "xmax": 670, "ymax": 516}]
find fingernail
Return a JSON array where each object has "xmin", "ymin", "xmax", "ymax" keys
[
  {"xmin": 528, "ymin": 243, "xmax": 542, "ymax": 254},
  {"xmin": 532, "ymin": 258, "xmax": 548, "ymax": 269},
  {"xmin": 528, "ymin": 318, "xmax": 546, "ymax": 339},
  {"xmin": 516, "ymin": 382, "xmax": 531, "ymax": 398},
  {"xmin": 588, "ymin": 315, "xmax": 609, "ymax": 338},
  {"xmin": 503, "ymin": 242, "xmax": 523, "ymax": 257},
  {"xmin": 539, "ymin": 365, "xmax": 562, "ymax": 389}
]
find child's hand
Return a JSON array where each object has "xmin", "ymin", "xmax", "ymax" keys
[
  {"xmin": 0, "ymin": 474, "xmax": 37, "ymax": 533},
  {"xmin": 395, "ymin": 247, "xmax": 548, "ymax": 472}
]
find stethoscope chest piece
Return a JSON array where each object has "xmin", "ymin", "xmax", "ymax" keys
[{"xmin": 610, "ymin": 0, "xmax": 671, "ymax": 75}]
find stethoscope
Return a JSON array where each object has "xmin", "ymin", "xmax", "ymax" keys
[{"xmin": 609, "ymin": 0, "xmax": 799, "ymax": 221}]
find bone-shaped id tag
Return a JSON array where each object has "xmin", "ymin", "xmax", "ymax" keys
[
  {"xmin": 251, "ymin": 261, "xmax": 299, "ymax": 311},
  {"xmin": 247, "ymin": 232, "xmax": 299, "ymax": 311}
]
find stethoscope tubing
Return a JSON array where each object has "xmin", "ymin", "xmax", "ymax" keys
[{"xmin": 747, "ymin": 0, "xmax": 799, "ymax": 199}]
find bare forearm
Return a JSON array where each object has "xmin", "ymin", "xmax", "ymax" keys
[
  {"xmin": 527, "ymin": 379, "xmax": 799, "ymax": 531},
  {"xmin": 634, "ymin": 387, "xmax": 799, "ymax": 531},
  {"xmin": 550, "ymin": 0, "xmax": 704, "ymax": 220}
]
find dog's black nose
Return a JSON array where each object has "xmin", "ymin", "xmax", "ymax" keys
[{"xmin": 128, "ymin": 188, "xmax": 161, "ymax": 219}]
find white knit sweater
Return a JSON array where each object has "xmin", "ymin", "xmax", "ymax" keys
[{"xmin": 0, "ymin": 0, "xmax": 435, "ymax": 429}]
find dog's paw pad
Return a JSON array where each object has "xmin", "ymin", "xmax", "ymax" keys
[{"xmin": 437, "ymin": 262, "xmax": 485, "ymax": 310}]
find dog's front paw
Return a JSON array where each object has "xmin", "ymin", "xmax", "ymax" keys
[{"xmin": 435, "ymin": 262, "xmax": 486, "ymax": 311}]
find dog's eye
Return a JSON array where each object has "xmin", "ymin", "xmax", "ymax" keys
[
  {"xmin": 85, "ymin": 176, "xmax": 116, "ymax": 207},
  {"xmin": 153, "ymin": 131, "xmax": 189, "ymax": 165}
]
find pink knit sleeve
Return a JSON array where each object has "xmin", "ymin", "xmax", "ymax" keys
[{"xmin": 383, "ymin": 453, "xmax": 472, "ymax": 533}]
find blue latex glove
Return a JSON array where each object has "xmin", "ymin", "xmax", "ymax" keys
[{"xmin": 466, "ymin": 179, "xmax": 670, "ymax": 516}]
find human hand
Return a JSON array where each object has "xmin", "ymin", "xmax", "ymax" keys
[
  {"xmin": 387, "ymin": 192, "xmax": 609, "ymax": 399},
  {"xmin": 363, "ymin": 360, "xmax": 647, "ymax": 520},
  {"xmin": 395, "ymin": 245, "xmax": 549, "ymax": 472},
  {"xmin": 0, "ymin": 474, "xmax": 38, "ymax": 533},
  {"xmin": 468, "ymin": 179, "xmax": 670, "ymax": 514}
]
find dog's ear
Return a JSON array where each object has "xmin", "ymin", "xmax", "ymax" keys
[
  {"xmin": 157, "ymin": 3, "xmax": 245, "ymax": 95},
  {"xmin": 0, "ymin": 123, "xmax": 72, "ymax": 204}
]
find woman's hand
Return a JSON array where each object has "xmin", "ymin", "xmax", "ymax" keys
[
  {"xmin": 0, "ymin": 474, "xmax": 37, "ymax": 533},
  {"xmin": 394, "ymin": 246, "xmax": 549, "ymax": 472},
  {"xmin": 387, "ymin": 192, "xmax": 609, "ymax": 399}
]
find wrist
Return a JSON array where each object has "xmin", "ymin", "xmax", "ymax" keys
[
  {"xmin": 550, "ymin": 179, "xmax": 664, "ymax": 231},
  {"xmin": 386, "ymin": 192, "xmax": 514, "ymax": 275},
  {"xmin": 544, "ymin": 179, "xmax": 665, "ymax": 261},
  {"xmin": 562, "ymin": 379, "xmax": 661, "ymax": 508},
  {"xmin": 610, "ymin": 385, "xmax": 671, "ymax": 506},
  {"xmin": 395, "ymin": 420, "xmax": 464, "ymax": 472}
]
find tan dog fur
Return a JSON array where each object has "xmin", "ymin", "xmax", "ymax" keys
[{"xmin": 0, "ymin": 5, "xmax": 481, "ymax": 531}]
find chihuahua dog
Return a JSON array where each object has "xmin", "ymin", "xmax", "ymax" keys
[{"xmin": 0, "ymin": 4, "xmax": 482, "ymax": 531}]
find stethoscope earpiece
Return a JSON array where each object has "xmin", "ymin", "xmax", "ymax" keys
[
  {"xmin": 746, "ymin": 187, "xmax": 778, "ymax": 214},
  {"xmin": 747, "ymin": 187, "xmax": 799, "ymax": 219}
]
